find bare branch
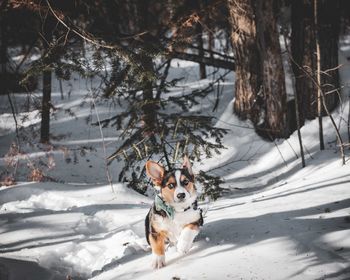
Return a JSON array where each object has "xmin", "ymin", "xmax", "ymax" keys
[{"xmin": 289, "ymin": 53, "xmax": 346, "ymax": 165}]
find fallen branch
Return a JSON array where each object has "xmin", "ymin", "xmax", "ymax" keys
[{"xmin": 170, "ymin": 51, "xmax": 235, "ymax": 70}]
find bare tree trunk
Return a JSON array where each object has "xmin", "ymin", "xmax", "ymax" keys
[
  {"xmin": 141, "ymin": 54, "xmax": 157, "ymax": 134},
  {"xmin": 228, "ymin": 0, "xmax": 288, "ymax": 139},
  {"xmin": 256, "ymin": 0, "xmax": 288, "ymax": 139},
  {"xmin": 208, "ymin": 29, "xmax": 214, "ymax": 61},
  {"xmin": 348, "ymin": 91, "xmax": 350, "ymax": 147},
  {"xmin": 40, "ymin": 71, "xmax": 52, "ymax": 143},
  {"xmin": 40, "ymin": 17, "xmax": 53, "ymax": 144},
  {"xmin": 283, "ymin": 34, "xmax": 306, "ymax": 168},
  {"xmin": 295, "ymin": 86, "xmax": 306, "ymax": 168},
  {"xmin": 291, "ymin": 0, "xmax": 316, "ymax": 123},
  {"xmin": 0, "ymin": 12, "xmax": 8, "ymax": 95},
  {"xmin": 196, "ymin": 22, "xmax": 207, "ymax": 79},
  {"xmin": 318, "ymin": 0, "xmax": 340, "ymax": 112},
  {"xmin": 227, "ymin": 0, "xmax": 261, "ymax": 123},
  {"xmin": 195, "ymin": 0, "xmax": 206, "ymax": 79},
  {"xmin": 138, "ymin": 1, "xmax": 158, "ymax": 136},
  {"xmin": 314, "ymin": 0, "xmax": 325, "ymax": 150},
  {"xmin": 292, "ymin": 0, "xmax": 340, "ymax": 124},
  {"xmin": 59, "ymin": 79, "xmax": 64, "ymax": 100}
]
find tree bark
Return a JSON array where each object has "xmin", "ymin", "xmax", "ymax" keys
[
  {"xmin": 318, "ymin": 0, "xmax": 340, "ymax": 112},
  {"xmin": 227, "ymin": 0, "xmax": 261, "ymax": 123},
  {"xmin": 291, "ymin": 0, "xmax": 340, "ymax": 122},
  {"xmin": 291, "ymin": 0, "xmax": 316, "ymax": 123},
  {"xmin": 256, "ymin": 0, "xmax": 288, "ymax": 138}
]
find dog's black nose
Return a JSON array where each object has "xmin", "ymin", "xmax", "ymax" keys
[{"xmin": 177, "ymin": 193, "xmax": 186, "ymax": 200}]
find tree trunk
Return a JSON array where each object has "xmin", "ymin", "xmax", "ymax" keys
[
  {"xmin": 318, "ymin": 0, "xmax": 340, "ymax": 113},
  {"xmin": 256, "ymin": 0, "xmax": 288, "ymax": 139},
  {"xmin": 227, "ymin": 0, "xmax": 261, "ymax": 123},
  {"xmin": 0, "ymin": 13, "xmax": 8, "ymax": 95},
  {"xmin": 291, "ymin": 0, "xmax": 316, "ymax": 123},
  {"xmin": 196, "ymin": 22, "xmax": 206, "ymax": 79},
  {"xmin": 40, "ymin": 18, "xmax": 53, "ymax": 144},
  {"xmin": 195, "ymin": 0, "xmax": 206, "ymax": 80},
  {"xmin": 291, "ymin": 0, "xmax": 340, "ymax": 122},
  {"xmin": 138, "ymin": 1, "xmax": 158, "ymax": 136},
  {"xmin": 314, "ymin": 0, "xmax": 325, "ymax": 150},
  {"xmin": 40, "ymin": 71, "xmax": 52, "ymax": 143},
  {"xmin": 141, "ymin": 54, "xmax": 157, "ymax": 135}
]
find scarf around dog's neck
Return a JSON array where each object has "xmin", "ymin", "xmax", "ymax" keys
[
  {"xmin": 155, "ymin": 194, "xmax": 175, "ymax": 219},
  {"xmin": 155, "ymin": 194, "xmax": 199, "ymax": 220}
]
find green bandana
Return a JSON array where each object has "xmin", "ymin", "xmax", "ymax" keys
[{"xmin": 155, "ymin": 195, "xmax": 175, "ymax": 219}]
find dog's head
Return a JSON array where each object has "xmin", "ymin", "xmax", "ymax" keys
[{"xmin": 146, "ymin": 156, "xmax": 196, "ymax": 209}]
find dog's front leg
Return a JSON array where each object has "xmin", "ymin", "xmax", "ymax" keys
[
  {"xmin": 177, "ymin": 224, "xmax": 199, "ymax": 254},
  {"xmin": 149, "ymin": 232, "xmax": 166, "ymax": 269}
]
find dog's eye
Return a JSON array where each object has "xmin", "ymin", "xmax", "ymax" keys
[
  {"xmin": 182, "ymin": 179, "xmax": 189, "ymax": 186},
  {"xmin": 168, "ymin": 183, "xmax": 175, "ymax": 189}
]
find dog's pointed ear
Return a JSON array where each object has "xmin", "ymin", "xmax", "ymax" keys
[
  {"xmin": 146, "ymin": 161, "xmax": 164, "ymax": 185},
  {"xmin": 182, "ymin": 155, "xmax": 193, "ymax": 175}
]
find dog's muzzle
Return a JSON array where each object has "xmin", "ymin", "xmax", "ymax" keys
[{"xmin": 177, "ymin": 192, "xmax": 186, "ymax": 201}]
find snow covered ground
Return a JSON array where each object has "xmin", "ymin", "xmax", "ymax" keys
[{"xmin": 0, "ymin": 46, "xmax": 350, "ymax": 279}]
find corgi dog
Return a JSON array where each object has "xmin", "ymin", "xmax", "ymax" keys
[{"xmin": 145, "ymin": 156, "xmax": 203, "ymax": 269}]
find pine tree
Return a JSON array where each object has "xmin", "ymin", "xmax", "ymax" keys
[
  {"xmin": 54, "ymin": 0, "xmax": 230, "ymax": 196},
  {"xmin": 2, "ymin": 0, "xmax": 236, "ymax": 196}
]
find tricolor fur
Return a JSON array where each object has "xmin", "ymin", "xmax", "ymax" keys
[{"xmin": 145, "ymin": 156, "xmax": 203, "ymax": 269}]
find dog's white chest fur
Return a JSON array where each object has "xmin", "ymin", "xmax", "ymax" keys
[{"xmin": 154, "ymin": 208, "xmax": 201, "ymax": 243}]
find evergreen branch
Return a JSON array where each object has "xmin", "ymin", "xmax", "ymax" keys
[
  {"xmin": 46, "ymin": 0, "xmax": 118, "ymax": 51},
  {"xmin": 45, "ymin": 0, "xmax": 144, "ymax": 71},
  {"xmin": 107, "ymin": 130, "xmax": 146, "ymax": 162}
]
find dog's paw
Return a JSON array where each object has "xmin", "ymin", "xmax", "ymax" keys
[
  {"xmin": 177, "ymin": 227, "xmax": 198, "ymax": 255},
  {"xmin": 152, "ymin": 254, "xmax": 166, "ymax": 269},
  {"xmin": 177, "ymin": 239, "xmax": 192, "ymax": 255}
]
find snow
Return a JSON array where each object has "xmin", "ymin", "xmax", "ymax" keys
[
  {"xmin": 0, "ymin": 43, "xmax": 350, "ymax": 280},
  {"xmin": 0, "ymin": 183, "xmax": 150, "ymax": 278},
  {"xmin": 0, "ymin": 110, "xmax": 40, "ymax": 137}
]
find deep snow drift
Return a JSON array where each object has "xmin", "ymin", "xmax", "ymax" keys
[{"xmin": 0, "ymin": 46, "xmax": 350, "ymax": 279}]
